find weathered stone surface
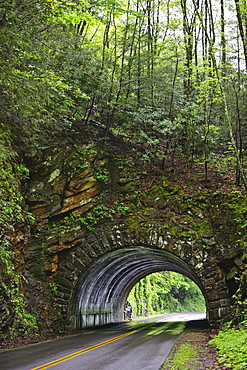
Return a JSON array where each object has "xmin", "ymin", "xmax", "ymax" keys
[
  {"xmin": 61, "ymin": 186, "xmax": 99, "ymax": 214},
  {"xmin": 66, "ymin": 173, "xmax": 96, "ymax": 196},
  {"xmin": 5, "ymin": 136, "xmax": 244, "ymax": 339}
]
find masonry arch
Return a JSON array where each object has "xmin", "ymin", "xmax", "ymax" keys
[{"xmin": 69, "ymin": 246, "xmax": 208, "ymax": 329}]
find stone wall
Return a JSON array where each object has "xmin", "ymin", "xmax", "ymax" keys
[{"xmin": 17, "ymin": 129, "xmax": 246, "ymax": 334}]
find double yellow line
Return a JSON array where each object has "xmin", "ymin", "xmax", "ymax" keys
[{"xmin": 30, "ymin": 328, "xmax": 143, "ymax": 370}]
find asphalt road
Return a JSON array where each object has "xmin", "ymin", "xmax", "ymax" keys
[{"xmin": 0, "ymin": 312, "xmax": 206, "ymax": 370}]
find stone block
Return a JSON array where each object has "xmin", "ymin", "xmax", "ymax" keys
[
  {"xmin": 208, "ymin": 301, "xmax": 219, "ymax": 309},
  {"xmin": 204, "ymin": 277, "xmax": 215, "ymax": 287},
  {"xmin": 66, "ymin": 173, "xmax": 96, "ymax": 196},
  {"xmin": 74, "ymin": 247, "xmax": 93, "ymax": 264},
  {"xmin": 56, "ymin": 276, "xmax": 73, "ymax": 289},
  {"xmin": 61, "ymin": 186, "xmax": 99, "ymax": 213},
  {"xmin": 218, "ymin": 289, "xmax": 230, "ymax": 299},
  {"xmin": 93, "ymin": 229, "xmax": 111, "ymax": 252},
  {"xmin": 83, "ymin": 244, "xmax": 98, "ymax": 259},
  {"xmin": 73, "ymin": 256, "xmax": 86, "ymax": 271}
]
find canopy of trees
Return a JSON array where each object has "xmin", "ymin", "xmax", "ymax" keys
[{"xmin": 1, "ymin": 0, "xmax": 247, "ymax": 187}]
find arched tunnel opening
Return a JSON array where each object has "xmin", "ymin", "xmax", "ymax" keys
[
  {"xmin": 69, "ymin": 246, "xmax": 209, "ymax": 329},
  {"xmin": 125, "ymin": 270, "xmax": 206, "ymax": 320}
]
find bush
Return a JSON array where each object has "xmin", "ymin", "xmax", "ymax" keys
[{"xmin": 210, "ymin": 325, "xmax": 247, "ymax": 369}]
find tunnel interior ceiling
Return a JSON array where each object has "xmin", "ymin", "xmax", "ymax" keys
[{"xmin": 69, "ymin": 246, "xmax": 208, "ymax": 327}]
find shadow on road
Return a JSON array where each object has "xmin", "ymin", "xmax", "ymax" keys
[{"xmin": 185, "ymin": 319, "xmax": 209, "ymax": 330}]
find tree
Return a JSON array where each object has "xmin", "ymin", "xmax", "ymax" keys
[{"xmin": 234, "ymin": 0, "xmax": 247, "ymax": 70}]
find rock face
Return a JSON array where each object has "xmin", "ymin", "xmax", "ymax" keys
[{"xmin": 3, "ymin": 126, "xmax": 246, "ymax": 337}]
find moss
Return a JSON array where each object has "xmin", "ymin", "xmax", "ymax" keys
[
  {"xmin": 124, "ymin": 184, "xmax": 216, "ymax": 250},
  {"xmin": 127, "ymin": 215, "xmax": 149, "ymax": 232}
]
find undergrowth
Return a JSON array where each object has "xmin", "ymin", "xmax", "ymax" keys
[{"xmin": 210, "ymin": 322, "xmax": 247, "ymax": 370}]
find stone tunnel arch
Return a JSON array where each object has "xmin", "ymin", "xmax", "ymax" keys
[{"xmin": 69, "ymin": 246, "xmax": 209, "ymax": 329}]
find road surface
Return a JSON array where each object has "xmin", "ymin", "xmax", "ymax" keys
[{"xmin": 0, "ymin": 312, "xmax": 206, "ymax": 370}]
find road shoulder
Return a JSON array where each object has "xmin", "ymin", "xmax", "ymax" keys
[{"xmin": 162, "ymin": 324, "xmax": 221, "ymax": 369}]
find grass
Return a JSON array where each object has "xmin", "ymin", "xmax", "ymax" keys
[
  {"xmin": 162, "ymin": 342, "xmax": 199, "ymax": 370},
  {"xmin": 162, "ymin": 329, "xmax": 218, "ymax": 370}
]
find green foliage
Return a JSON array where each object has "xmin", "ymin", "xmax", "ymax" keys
[
  {"xmin": 0, "ymin": 157, "xmax": 27, "ymax": 265},
  {"xmin": 94, "ymin": 168, "xmax": 110, "ymax": 184},
  {"xmin": 82, "ymin": 201, "xmax": 130, "ymax": 231},
  {"xmin": 83, "ymin": 204, "xmax": 114, "ymax": 230},
  {"xmin": 10, "ymin": 293, "xmax": 38, "ymax": 336},
  {"xmin": 113, "ymin": 200, "xmax": 130, "ymax": 215},
  {"xmin": 0, "ymin": 0, "xmax": 247, "ymax": 182},
  {"xmin": 0, "ymin": 133, "xmax": 38, "ymax": 340},
  {"xmin": 49, "ymin": 282, "xmax": 58, "ymax": 294},
  {"xmin": 49, "ymin": 198, "xmax": 130, "ymax": 234},
  {"xmin": 210, "ymin": 325, "xmax": 247, "ymax": 369},
  {"xmin": 0, "ymin": 0, "xmax": 91, "ymax": 149},
  {"xmin": 0, "ymin": 243, "xmax": 14, "ymax": 275},
  {"xmin": 128, "ymin": 271, "xmax": 206, "ymax": 317}
]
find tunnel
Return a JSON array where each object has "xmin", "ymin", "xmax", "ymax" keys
[{"xmin": 69, "ymin": 246, "xmax": 208, "ymax": 328}]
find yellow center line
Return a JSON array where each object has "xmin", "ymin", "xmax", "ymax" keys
[{"xmin": 29, "ymin": 328, "xmax": 143, "ymax": 370}]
